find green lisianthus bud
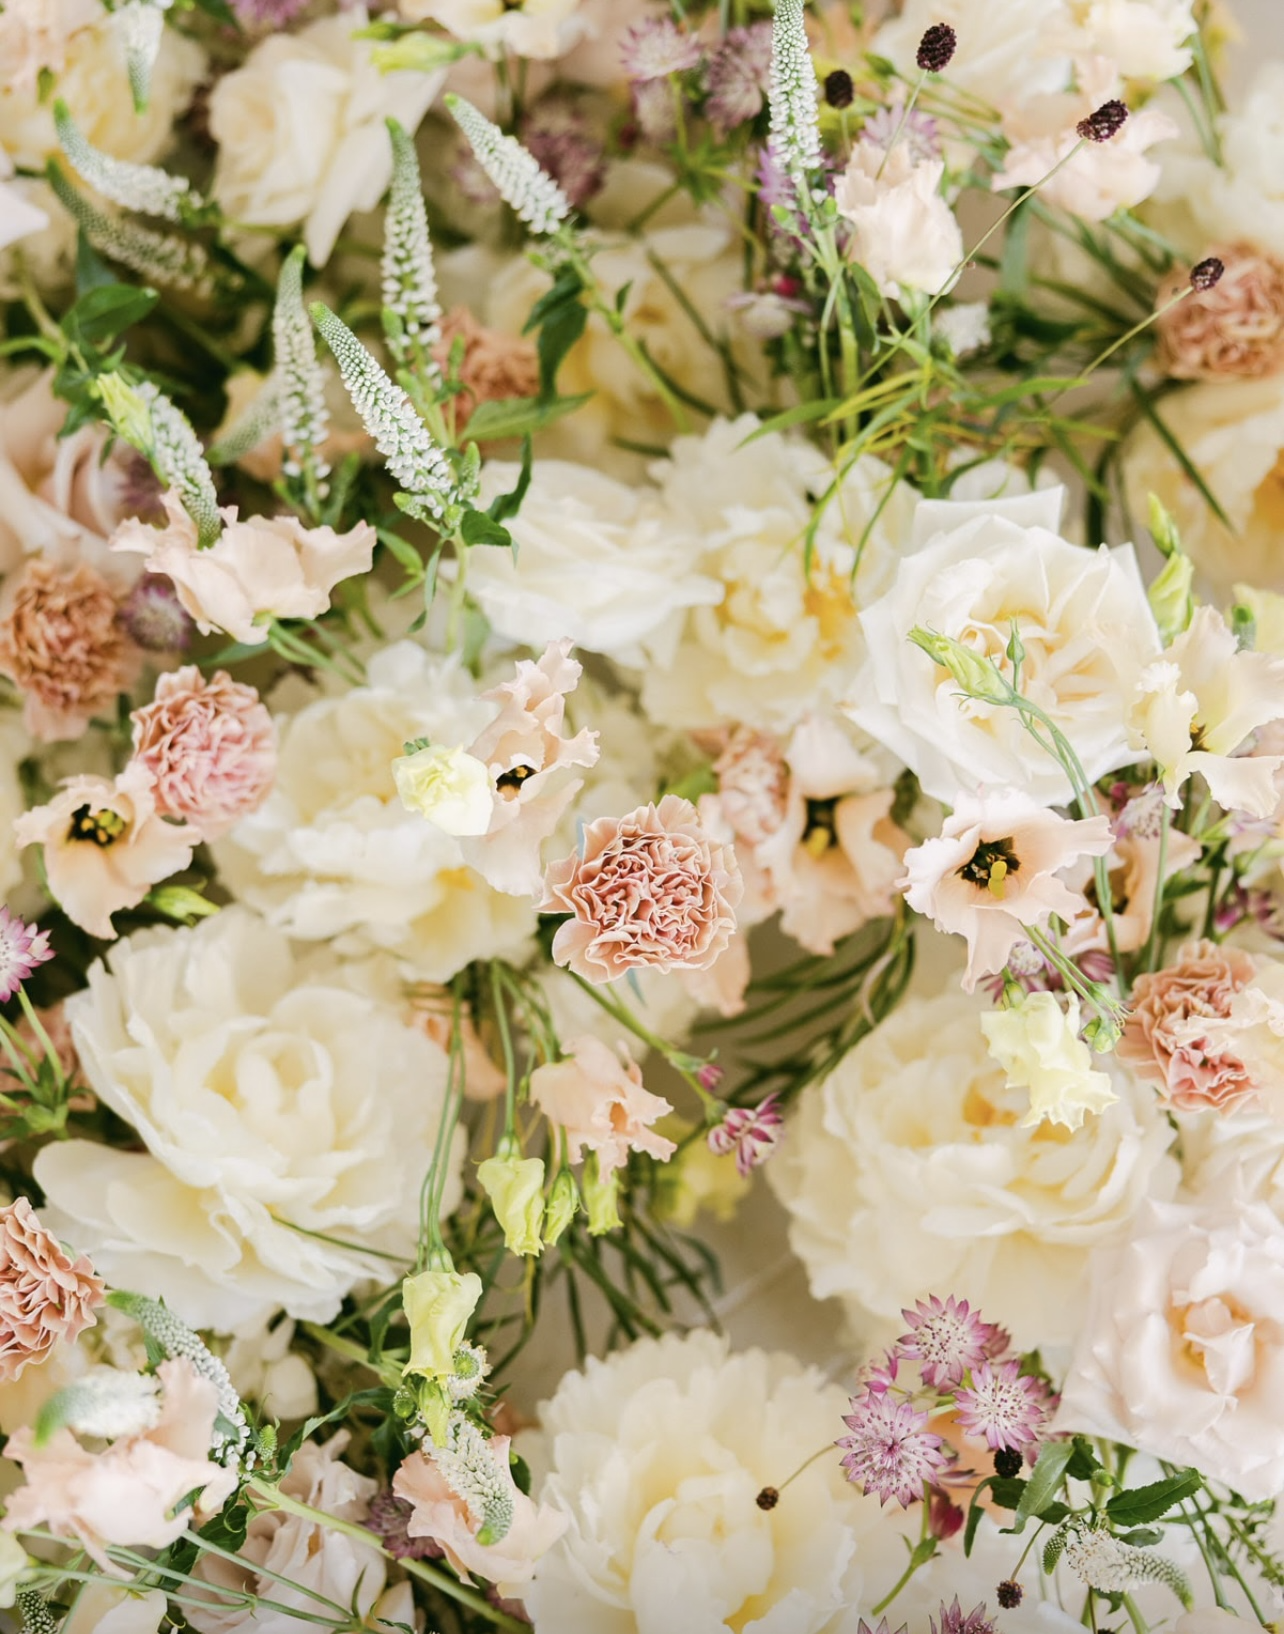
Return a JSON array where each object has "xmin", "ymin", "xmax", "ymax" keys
[
  {"xmin": 477, "ymin": 1152, "xmax": 546, "ymax": 1257},
  {"xmin": 908, "ymin": 627, "xmax": 1013, "ymax": 705}
]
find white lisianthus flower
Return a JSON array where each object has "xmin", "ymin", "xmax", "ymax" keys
[
  {"xmin": 768, "ymin": 987, "xmax": 1177, "ymax": 1349},
  {"xmin": 873, "ymin": 0, "xmax": 1072, "ymax": 118},
  {"xmin": 848, "ymin": 486, "xmax": 1161, "ymax": 804},
  {"xmin": 209, "ymin": 8, "xmax": 442, "ymax": 266},
  {"xmin": 398, "ymin": 0, "xmax": 589, "ymax": 59},
  {"xmin": 1053, "ymin": 0, "xmax": 1198, "ymax": 82},
  {"xmin": 1055, "ymin": 1198, "xmax": 1284, "ymax": 1500},
  {"xmin": 393, "ymin": 742, "xmax": 494, "ymax": 836},
  {"xmin": 34, "ymin": 906, "xmax": 466, "ymax": 1330},
  {"xmin": 835, "ymin": 143, "xmax": 964, "ymax": 299},
  {"xmin": 213, "ymin": 642, "xmax": 536, "ymax": 982},
  {"xmin": 982, "ymin": 992, "xmax": 1119, "ymax": 1131}
]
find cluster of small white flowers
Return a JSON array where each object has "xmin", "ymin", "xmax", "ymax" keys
[
  {"xmin": 273, "ymin": 247, "xmax": 331, "ymax": 485},
  {"xmin": 446, "ymin": 95, "xmax": 571, "ymax": 237},
  {"xmin": 1057, "ymin": 1519, "xmax": 1191, "ymax": 1601},
  {"xmin": 382, "ymin": 118, "xmax": 442, "ymax": 371},
  {"xmin": 49, "ymin": 168, "xmax": 216, "ymax": 300},
  {"xmin": 312, "ymin": 304, "xmax": 461, "ymax": 521},
  {"xmin": 15, "ymin": 1591, "xmax": 58, "ymax": 1634},
  {"xmin": 432, "ymin": 1411, "xmax": 514, "ymax": 1545},
  {"xmin": 54, "ymin": 99, "xmax": 195, "ymax": 222},
  {"xmin": 53, "ymin": 1367, "xmax": 164, "ymax": 1441},
  {"xmin": 767, "ymin": 0, "xmax": 822, "ymax": 183},
  {"xmin": 206, "ymin": 378, "xmax": 282, "ymax": 468},
  {"xmin": 136, "ymin": 383, "xmax": 224, "ymax": 548},
  {"xmin": 111, "ymin": 1292, "xmax": 250, "ymax": 1462},
  {"xmin": 109, "ymin": 0, "xmax": 173, "ymax": 113}
]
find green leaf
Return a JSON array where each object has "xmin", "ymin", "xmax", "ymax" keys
[
  {"xmin": 487, "ymin": 434, "xmax": 532, "ymax": 526},
  {"xmin": 963, "ymin": 1476, "xmax": 998, "ymax": 1556},
  {"xmin": 74, "ymin": 228, "xmax": 115, "ymax": 294},
  {"xmin": 1065, "ymin": 1435, "xmax": 1105, "ymax": 1482},
  {"xmin": 1106, "ymin": 1470, "xmax": 1203, "ymax": 1528},
  {"xmin": 63, "ymin": 282, "xmax": 158, "ymax": 348},
  {"xmin": 1009, "ymin": 1439, "xmax": 1076, "ymax": 1533},
  {"xmin": 463, "ymin": 391, "xmax": 591, "ymax": 443},
  {"xmin": 377, "ymin": 526, "xmax": 425, "ymax": 580},
  {"xmin": 460, "ymin": 507, "xmax": 513, "ymax": 550},
  {"xmin": 144, "ymin": 885, "xmax": 220, "ymax": 925},
  {"xmin": 536, "ymin": 299, "xmax": 587, "ymax": 401}
]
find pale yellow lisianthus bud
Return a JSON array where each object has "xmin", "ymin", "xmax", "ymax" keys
[
  {"xmin": 477, "ymin": 1153, "xmax": 546, "ymax": 1257},
  {"xmin": 583, "ymin": 1154, "xmax": 622, "ymax": 1236},
  {"xmin": 543, "ymin": 1168, "xmax": 579, "ymax": 1245},
  {"xmin": 392, "ymin": 742, "xmax": 494, "ymax": 836},
  {"xmin": 981, "ymin": 992, "xmax": 1118, "ymax": 1133},
  {"xmin": 0, "ymin": 1532, "xmax": 28, "ymax": 1609},
  {"xmin": 402, "ymin": 1268, "xmax": 483, "ymax": 1379}
]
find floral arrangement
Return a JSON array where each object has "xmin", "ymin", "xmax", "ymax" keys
[{"xmin": 2, "ymin": 0, "xmax": 1284, "ymax": 1626}]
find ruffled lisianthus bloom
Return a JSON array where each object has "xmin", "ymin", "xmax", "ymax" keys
[
  {"xmin": 393, "ymin": 1427, "xmax": 567, "ymax": 1589},
  {"xmin": 520, "ymin": 1329, "xmax": 890, "ymax": 1629},
  {"xmin": 1060, "ymin": 787, "xmax": 1202, "ymax": 959},
  {"xmin": 61, "ymin": 1581, "xmax": 167, "ymax": 1634},
  {"xmin": 849, "ymin": 486, "xmax": 1161, "ymax": 804},
  {"xmin": 435, "ymin": 306, "xmax": 540, "ymax": 431},
  {"xmin": 14, "ymin": 764, "xmax": 198, "ymax": 940},
  {"xmin": 640, "ymin": 416, "xmax": 914, "ymax": 732},
  {"xmin": 458, "ymin": 639, "xmax": 600, "ymax": 897},
  {"xmin": 112, "ymin": 492, "xmax": 377, "ymax": 647},
  {"xmin": 208, "ymin": 7, "xmax": 441, "ymax": 265},
  {"xmin": 529, "ymin": 1034, "xmax": 676, "ymax": 1174},
  {"xmin": 130, "ymin": 667, "xmax": 276, "ymax": 842},
  {"xmin": 213, "ymin": 643, "xmax": 535, "ymax": 981},
  {"xmin": 188, "ymin": 1433, "xmax": 410, "ymax": 1634},
  {"xmin": 899, "ymin": 791, "xmax": 1112, "ymax": 990},
  {"xmin": 1119, "ymin": 940, "xmax": 1258, "ymax": 1112},
  {"xmin": 981, "ymin": 992, "xmax": 1119, "ymax": 1132},
  {"xmin": 768, "ymin": 987, "xmax": 1178, "ymax": 1349},
  {"xmin": 0, "ymin": 1197, "xmax": 102, "ymax": 1382},
  {"xmin": 1157, "ymin": 244, "xmax": 1284, "ymax": 380},
  {"xmin": 0, "ymin": 558, "xmax": 141, "ymax": 743},
  {"xmin": 541, "ymin": 795, "xmax": 742, "ymax": 982},
  {"xmin": 1055, "ymin": 1197, "xmax": 1284, "ymax": 1501},
  {"xmin": 2, "ymin": 1357, "xmax": 236, "ymax": 1570},
  {"xmin": 835, "ymin": 140, "xmax": 963, "ymax": 299},
  {"xmin": 464, "ymin": 457, "xmax": 722, "ymax": 664},
  {"xmin": 33, "ymin": 907, "xmax": 465, "ymax": 1329},
  {"xmin": 1053, "ymin": 0, "xmax": 1198, "ymax": 82}
]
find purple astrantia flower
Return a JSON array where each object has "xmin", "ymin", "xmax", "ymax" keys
[
  {"xmin": 621, "ymin": 17, "xmax": 702, "ymax": 82},
  {"xmin": 861, "ymin": 100, "xmax": 941, "ymax": 163},
  {"xmin": 707, "ymin": 1093, "xmax": 783, "ymax": 1177},
  {"xmin": 930, "ymin": 1601, "xmax": 996, "ymax": 1634},
  {"xmin": 0, "ymin": 908, "xmax": 53, "ymax": 1003},
  {"xmin": 953, "ymin": 1359, "xmax": 1052, "ymax": 1453},
  {"xmin": 366, "ymin": 1488, "xmax": 444, "ymax": 1561},
  {"xmin": 706, "ymin": 22, "xmax": 774, "ymax": 135},
  {"xmin": 524, "ymin": 103, "xmax": 606, "ymax": 210},
  {"xmin": 858, "ymin": 1622, "xmax": 908, "ymax": 1634},
  {"xmin": 119, "ymin": 573, "xmax": 194, "ymax": 654},
  {"xmin": 837, "ymin": 1390, "xmax": 951, "ymax": 1506},
  {"xmin": 229, "ymin": 0, "xmax": 310, "ymax": 26},
  {"xmin": 895, "ymin": 1295, "xmax": 1001, "ymax": 1389}
]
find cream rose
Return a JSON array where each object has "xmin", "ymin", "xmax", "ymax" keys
[
  {"xmin": 1055, "ymin": 1198, "xmax": 1284, "ymax": 1500},
  {"xmin": 213, "ymin": 642, "xmax": 536, "ymax": 981},
  {"xmin": 209, "ymin": 9, "xmax": 442, "ymax": 266},
  {"xmin": 34, "ymin": 906, "xmax": 466, "ymax": 1331},
  {"xmin": 768, "ymin": 987, "xmax": 1178, "ymax": 1349},
  {"xmin": 848, "ymin": 486, "xmax": 1161, "ymax": 804}
]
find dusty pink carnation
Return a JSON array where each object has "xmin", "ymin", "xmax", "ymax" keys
[
  {"xmin": 1118, "ymin": 938, "xmax": 1258, "ymax": 1111},
  {"xmin": 130, "ymin": 666, "xmax": 276, "ymax": 841},
  {"xmin": 1157, "ymin": 244, "xmax": 1284, "ymax": 380},
  {"xmin": 0, "ymin": 558, "xmax": 141, "ymax": 742},
  {"xmin": 0, "ymin": 1197, "xmax": 102, "ymax": 1382},
  {"xmin": 713, "ymin": 726, "xmax": 789, "ymax": 847},
  {"xmin": 541, "ymin": 794, "xmax": 742, "ymax": 982},
  {"xmin": 435, "ymin": 308, "xmax": 541, "ymax": 434}
]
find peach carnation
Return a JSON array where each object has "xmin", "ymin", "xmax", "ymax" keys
[
  {"xmin": 529, "ymin": 1034, "xmax": 676, "ymax": 1174},
  {"xmin": 435, "ymin": 307, "xmax": 540, "ymax": 432},
  {"xmin": 1119, "ymin": 939, "xmax": 1258, "ymax": 1112},
  {"xmin": 0, "ymin": 559, "xmax": 140, "ymax": 742},
  {"xmin": 130, "ymin": 666, "xmax": 276, "ymax": 841},
  {"xmin": 0, "ymin": 1197, "xmax": 102, "ymax": 1382},
  {"xmin": 540, "ymin": 794, "xmax": 742, "ymax": 982},
  {"xmin": 1158, "ymin": 245, "xmax": 1284, "ymax": 381}
]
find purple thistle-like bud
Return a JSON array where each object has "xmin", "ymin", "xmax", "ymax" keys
[
  {"xmin": 916, "ymin": 22, "xmax": 957, "ymax": 72},
  {"xmin": 1190, "ymin": 255, "xmax": 1225, "ymax": 291},
  {"xmin": 0, "ymin": 907, "xmax": 54, "ymax": 1003},
  {"xmin": 824, "ymin": 68, "xmax": 855, "ymax": 108},
  {"xmin": 119, "ymin": 573, "xmax": 194, "ymax": 653},
  {"xmin": 995, "ymin": 1581, "xmax": 1023, "ymax": 1609},
  {"xmin": 1076, "ymin": 99, "xmax": 1128, "ymax": 142},
  {"xmin": 707, "ymin": 1093, "xmax": 784, "ymax": 1177}
]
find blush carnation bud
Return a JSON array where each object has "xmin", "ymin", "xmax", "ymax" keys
[
  {"xmin": 1076, "ymin": 99, "xmax": 1128, "ymax": 142},
  {"xmin": 1190, "ymin": 255, "xmax": 1225, "ymax": 291},
  {"xmin": 824, "ymin": 69, "xmax": 854, "ymax": 108},
  {"xmin": 916, "ymin": 22, "xmax": 957, "ymax": 72}
]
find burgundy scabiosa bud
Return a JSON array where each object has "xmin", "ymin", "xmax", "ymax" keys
[
  {"xmin": 995, "ymin": 1581, "xmax": 1023, "ymax": 1609},
  {"xmin": 1076, "ymin": 99, "xmax": 1128, "ymax": 142},
  {"xmin": 1190, "ymin": 255, "xmax": 1226, "ymax": 291},
  {"xmin": 916, "ymin": 22, "xmax": 957, "ymax": 72},
  {"xmin": 993, "ymin": 1445, "xmax": 1022, "ymax": 1479},
  {"xmin": 824, "ymin": 68, "xmax": 855, "ymax": 108}
]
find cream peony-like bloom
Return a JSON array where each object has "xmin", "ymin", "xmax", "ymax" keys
[
  {"xmin": 34, "ymin": 906, "xmax": 466, "ymax": 1330},
  {"xmin": 836, "ymin": 142, "xmax": 963, "ymax": 299},
  {"xmin": 1054, "ymin": 0, "xmax": 1197, "ymax": 81},
  {"xmin": 982, "ymin": 992, "xmax": 1118, "ymax": 1131},
  {"xmin": 768, "ymin": 987, "xmax": 1177, "ymax": 1349},
  {"xmin": 208, "ymin": 8, "xmax": 442, "ymax": 265},
  {"xmin": 848, "ymin": 486, "xmax": 1161, "ymax": 804},
  {"xmin": 399, "ymin": 0, "xmax": 589, "ymax": 59},
  {"xmin": 213, "ymin": 643, "xmax": 536, "ymax": 982},
  {"xmin": 873, "ymin": 0, "xmax": 1072, "ymax": 118},
  {"xmin": 1055, "ymin": 1198, "xmax": 1284, "ymax": 1501}
]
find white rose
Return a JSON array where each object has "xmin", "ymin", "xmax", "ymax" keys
[
  {"xmin": 835, "ymin": 144, "xmax": 963, "ymax": 299},
  {"xmin": 768, "ymin": 987, "xmax": 1178, "ymax": 1350},
  {"xmin": 213, "ymin": 642, "xmax": 536, "ymax": 981},
  {"xmin": 1055, "ymin": 1197, "xmax": 1284, "ymax": 1500},
  {"xmin": 35, "ymin": 906, "xmax": 466, "ymax": 1330},
  {"xmin": 873, "ymin": 0, "xmax": 1072, "ymax": 119},
  {"xmin": 399, "ymin": 0, "xmax": 589, "ymax": 59},
  {"xmin": 848, "ymin": 486, "xmax": 1161, "ymax": 804},
  {"xmin": 209, "ymin": 9, "xmax": 442, "ymax": 266}
]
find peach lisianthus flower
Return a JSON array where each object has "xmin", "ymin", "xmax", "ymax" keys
[
  {"xmin": 14, "ymin": 763, "xmax": 198, "ymax": 939},
  {"xmin": 529, "ymin": 1034, "xmax": 676, "ymax": 1174},
  {"xmin": 0, "ymin": 1197, "xmax": 102, "ymax": 1383},
  {"xmin": 1118, "ymin": 939, "xmax": 1258, "ymax": 1112},
  {"xmin": 130, "ymin": 667, "xmax": 276, "ymax": 841},
  {"xmin": 1158, "ymin": 244, "xmax": 1284, "ymax": 380},
  {"xmin": 2, "ymin": 1357, "xmax": 236, "ymax": 1570},
  {"xmin": 112, "ymin": 492, "xmax": 376, "ymax": 646},
  {"xmin": 541, "ymin": 794, "xmax": 742, "ymax": 982},
  {"xmin": 899, "ymin": 791, "xmax": 1113, "ymax": 989},
  {"xmin": 1061, "ymin": 790, "xmax": 1202, "ymax": 959}
]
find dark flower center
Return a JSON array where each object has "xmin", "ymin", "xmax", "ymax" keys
[
  {"xmin": 957, "ymin": 837, "xmax": 1020, "ymax": 895},
  {"xmin": 67, "ymin": 805, "xmax": 126, "ymax": 848},
  {"xmin": 496, "ymin": 762, "xmax": 537, "ymax": 794},
  {"xmin": 802, "ymin": 796, "xmax": 839, "ymax": 856}
]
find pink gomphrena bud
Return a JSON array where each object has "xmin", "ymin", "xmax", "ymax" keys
[
  {"xmin": 707, "ymin": 1093, "xmax": 784, "ymax": 1177},
  {"xmin": 916, "ymin": 21, "xmax": 957, "ymax": 72},
  {"xmin": 1076, "ymin": 99, "xmax": 1128, "ymax": 142},
  {"xmin": 0, "ymin": 907, "xmax": 53, "ymax": 1003},
  {"xmin": 697, "ymin": 1061, "xmax": 725, "ymax": 1092}
]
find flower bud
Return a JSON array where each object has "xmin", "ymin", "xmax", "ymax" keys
[
  {"xmin": 583, "ymin": 1154, "xmax": 622, "ymax": 1235},
  {"xmin": 915, "ymin": 21, "xmax": 956, "ymax": 72},
  {"xmin": 0, "ymin": 1532, "xmax": 29, "ymax": 1610},
  {"xmin": 94, "ymin": 372, "xmax": 155, "ymax": 456},
  {"xmin": 1190, "ymin": 256, "xmax": 1225, "ymax": 291},
  {"xmin": 543, "ymin": 1167, "xmax": 580, "ymax": 1245},
  {"xmin": 908, "ymin": 627, "xmax": 1013, "ymax": 705},
  {"xmin": 1076, "ymin": 99, "xmax": 1128, "ymax": 142},
  {"xmin": 477, "ymin": 1152, "xmax": 546, "ymax": 1257},
  {"xmin": 1147, "ymin": 548, "xmax": 1194, "ymax": 645},
  {"xmin": 392, "ymin": 743, "xmax": 494, "ymax": 836},
  {"xmin": 402, "ymin": 1268, "xmax": 483, "ymax": 1380}
]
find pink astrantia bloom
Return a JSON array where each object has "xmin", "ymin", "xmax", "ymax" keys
[
  {"xmin": 130, "ymin": 666, "xmax": 277, "ymax": 842},
  {"xmin": 706, "ymin": 1094, "xmax": 783, "ymax": 1177},
  {"xmin": 899, "ymin": 791, "xmax": 1113, "ymax": 990},
  {"xmin": 14, "ymin": 763, "xmax": 198, "ymax": 940},
  {"xmin": 620, "ymin": 16, "xmax": 701, "ymax": 81},
  {"xmin": 0, "ymin": 1196, "xmax": 102, "ymax": 1382},
  {"xmin": 896, "ymin": 1295, "xmax": 1002, "ymax": 1390},
  {"xmin": 930, "ymin": 1601, "xmax": 997, "ymax": 1634},
  {"xmin": 460, "ymin": 639, "xmax": 599, "ymax": 898},
  {"xmin": 0, "ymin": 906, "xmax": 53, "ymax": 1001},
  {"xmin": 529, "ymin": 1035, "xmax": 676, "ymax": 1175},
  {"xmin": 838, "ymin": 1390, "xmax": 952, "ymax": 1507},
  {"xmin": 706, "ymin": 21, "xmax": 773, "ymax": 134},
  {"xmin": 541, "ymin": 795, "xmax": 743, "ymax": 983},
  {"xmin": 2, "ymin": 1357, "xmax": 237, "ymax": 1571},
  {"xmin": 953, "ymin": 1359, "xmax": 1052, "ymax": 1454}
]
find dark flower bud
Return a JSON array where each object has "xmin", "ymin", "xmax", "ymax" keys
[
  {"xmin": 992, "ymin": 1446, "xmax": 1022, "ymax": 1479},
  {"xmin": 824, "ymin": 68, "xmax": 855, "ymax": 108},
  {"xmin": 996, "ymin": 1580, "xmax": 1024, "ymax": 1609},
  {"xmin": 1190, "ymin": 255, "xmax": 1226, "ymax": 291},
  {"xmin": 1076, "ymin": 99, "xmax": 1129, "ymax": 142},
  {"xmin": 755, "ymin": 1486, "xmax": 780, "ymax": 1510},
  {"xmin": 916, "ymin": 21, "xmax": 957, "ymax": 72}
]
